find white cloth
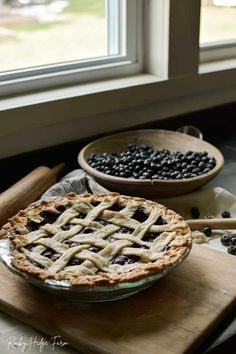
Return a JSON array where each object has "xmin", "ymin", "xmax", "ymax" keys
[
  {"xmin": 159, "ymin": 187, "xmax": 236, "ymax": 252},
  {"xmin": 39, "ymin": 169, "xmax": 108, "ymax": 200}
]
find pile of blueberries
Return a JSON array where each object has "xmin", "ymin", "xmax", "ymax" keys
[
  {"xmin": 221, "ymin": 233, "xmax": 236, "ymax": 255},
  {"xmin": 87, "ymin": 143, "xmax": 216, "ymax": 180}
]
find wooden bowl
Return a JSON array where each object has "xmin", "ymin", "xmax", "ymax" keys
[{"xmin": 78, "ymin": 129, "xmax": 224, "ymax": 198}]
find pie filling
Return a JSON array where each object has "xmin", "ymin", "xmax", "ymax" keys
[{"xmin": 3, "ymin": 193, "xmax": 192, "ymax": 286}]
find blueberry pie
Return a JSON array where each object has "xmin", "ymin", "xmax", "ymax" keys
[{"xmin": 1, "ymin": 193, "xmax": 192, "ymax": 286}]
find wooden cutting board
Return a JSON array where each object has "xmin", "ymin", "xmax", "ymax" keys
[{"xmin": 0, "ymin": 244, "xmax": 235, "ymax": 354}]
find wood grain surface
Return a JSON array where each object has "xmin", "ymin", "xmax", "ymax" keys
[{"xmin": 0, "ymin": 244, "xmax": 235, "ymax": 354}]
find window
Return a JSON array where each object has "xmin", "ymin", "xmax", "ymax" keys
[
  {"xmin": 0, "ymin": 0, "xmax": 141, "ymax": 96},
  {"xmin": 200, "ymin": 0, "xmax": 236, "ymax": 62},
  {"xmin": 0, "ymin": 0, "xmax": 108, "ymax": 71}
]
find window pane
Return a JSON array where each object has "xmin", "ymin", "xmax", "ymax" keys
[
  {"xmin": 200, "ymin": 0, "xmax": 236, "ymax": 44},
  {"xmin": 0, "ymin": 0, "xmax": 114, "ymax": 73}
]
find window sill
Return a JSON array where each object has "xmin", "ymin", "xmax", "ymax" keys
[
  {"xmin": 0, "ymin": 74, "xmax": 161, "ymax": 112},
  {"xmin": 199, "ymin": 58, "xmax": 236, "ymax": 74}
]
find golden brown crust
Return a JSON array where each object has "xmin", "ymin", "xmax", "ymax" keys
[{"xmin": 2, "ymin": 192, "xmax": 192, "ymax": 287}]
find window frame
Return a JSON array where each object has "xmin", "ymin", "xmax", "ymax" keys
[
  {"xmin": 199, "ymin": 1, "xmax": 236, "ymax": 63},
  {"xmin": 200, "ymin": 41, "xmax": 236, "ymax": 63},
  {"xmin": 0, "ymin": 0, "xmax": 143, "ymax": 97}
]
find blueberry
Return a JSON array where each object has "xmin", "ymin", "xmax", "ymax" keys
[
  {"xmin": 132, "ymin": 172, "xmax": 139, "ymax": 179},
  {"xmin": 26, "ymin": 219, "xmax": 40, "ymax": 232},
  {"xmin": 186, "ymin": 150, "xmax": 193, "ymax": 156},
  {"xmin": 202, "ymin": 226, "xmax": 212, "ymax": 236},
  {"xmin": 187, "ymin": 164, "xmax": 195, "ymax": 172},
  {"xmin": 170, "ymin": 172, "xmax": 177, "ymax": 179},
  {"xmin": 222, "ymin": 210, "xmax": 231, "ymax": 218},
  {"xmin": 199, "ymin": 161, "xmax": 206, "ymax": 170},
  {"xmin": 82, "ymin": 227, "xmax": 95, "ymax": 234},
  {"xmin": 227, "ymin": 246, "xmax": 236, "ymax": 256},
  {"xmin": 192, "ymin": 168, "xmax": 200, "ymax": 174},
  {"xmin": 176, "ymin": 173, "xmax": 183, "ymax": 179},
  {"xmin": 186, "ymin": 155, "xmax": 194, "ymax": 162},
  {"xmin": 155, "ymin": 216, "xmax": 167, "ymax": 225},
  {"xmin": 221, "ymin": 233, "xmax": 234, "ymax": 246},
  {"xmin": 183, "ymin": 173, "xmax": 190, "ymax": 178},
  {"xmin": 208, "ymin": 158, "xmax": 216, "ymax": 166},
  {"xmin": 162, "ymin": 172, "xmax": 169, "ymax": 177},
  {"xmin": 120, "ymin": 172, "xmax": 128, "ymax": 177},
  {"xmin": 144, "ymin": 160, "xmax": 150, "ymax": 167},
  {"xmin": 133, "ymin": 207, "xmax": 149, "ymax": 222},
  {"xmin": 176, "ymin": 163, "xmax": 182, "ymax": 170},
  {"xmin": 206, "ymin": 163, "xmax": 214, "ymax": 169},
  {"xmin": 143, "ymin": 172, "xmax": 152, "ymax": 178}
]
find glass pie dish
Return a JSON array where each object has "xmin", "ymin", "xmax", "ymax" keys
[
  {"xmin": 0, "ymin": 238, "xmax": 189, "ymax": 302},
  {"xmin": 0, "ymin": 192, "xmax": 192, "ymax": 302}
]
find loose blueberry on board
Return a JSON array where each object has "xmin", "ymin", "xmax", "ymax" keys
[
  {"xmin": 220, "ymin": 233, "xmax": 234, "ymax": 247},
  {"xmin": 221, "ymin": 210, "xmax": 231, "ymax": 218},
  {"xmin": 202, "ymin": 226, "xmax": 212, "ymax": 237},
  {"xmin": 227, "ymin": 246, "xmax": 236, "ymax": 256}
]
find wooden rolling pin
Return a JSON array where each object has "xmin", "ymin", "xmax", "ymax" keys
[
  {"xmin": 187, "ymin": 218, "xmax": 236, "ymax": 230},
  {"xmin": 0, "ymin": 163, "xmax": 65, "ymax": 228}
]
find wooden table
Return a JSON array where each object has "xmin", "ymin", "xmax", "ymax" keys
[{"xmin": 0, "ymin": 243, "xmax": 235, "ymax": 354}]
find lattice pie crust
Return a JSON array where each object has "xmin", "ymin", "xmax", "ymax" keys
[{"xmin": 1, "ymin": 193, "xmax": 192, "ymax": 286}]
